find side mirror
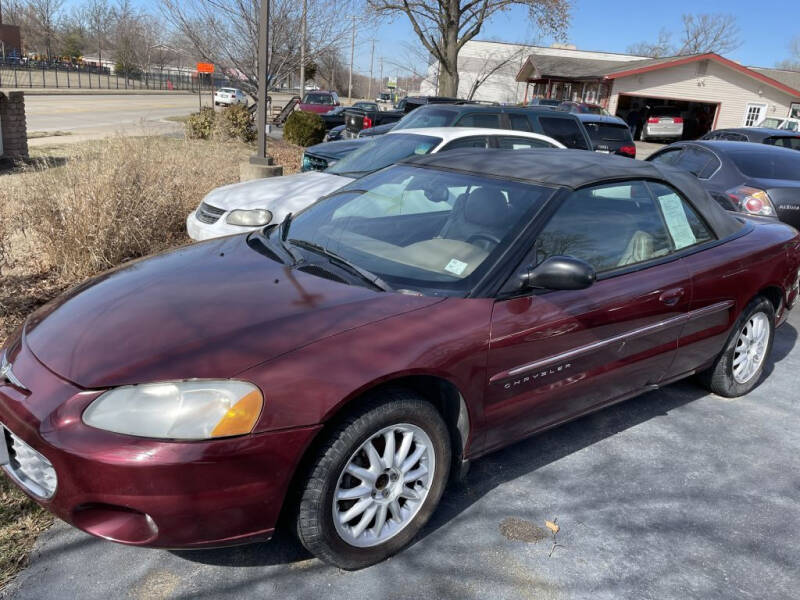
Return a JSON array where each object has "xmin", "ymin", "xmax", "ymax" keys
[{"xmin": 519, "ymin": 256, "xmax": 596, "ymax": 291}]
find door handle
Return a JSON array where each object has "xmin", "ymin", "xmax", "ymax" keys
[{"xmin": 659, "ymin": 288, "xmax": 685, "ymax": 306}]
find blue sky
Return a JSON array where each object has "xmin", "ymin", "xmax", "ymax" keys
[{"xmin": 361, "ymin": 0, "xmax": 797, "ymax": 76}]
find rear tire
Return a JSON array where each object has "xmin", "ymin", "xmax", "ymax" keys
[
  {"xmin": 699, "ymin": 297, "xmax": 775, "ymax": 397},
  {"xmin": 296, "ymin": 391, "xmax": 451, "ymax": 570}
]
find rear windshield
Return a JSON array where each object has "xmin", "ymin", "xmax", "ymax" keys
[
  {"xmin": 393, "ymin": 108, "xmax": 460, "ymax": 130},
  {"xmin": 581, "ymin": 105, "xmax": 605, "ymax": 115},
  {"xmin": 326, "ymin": 133, "xmax": 442, "ymax": 177},
  {"xmin": 584, "ymin": 122, "xmax": 632, "ymax": 144},
  {"xmin": 220, "ymin": 88, "xmax": 237, "ymax": 93},
  {"xmin": 729, "ymin": 150, "xmax": 800, "ymax": 181},
  {"xmin": 651, "ymin": 107, "xmax": 681, "ymax": 117},
  {"xmin": 303, "ymin": 93, "xmax": 334, "ymax": 105},
  {"xmin": 538, "ymin": 117, "xmax": 589, "ymax": 150}
]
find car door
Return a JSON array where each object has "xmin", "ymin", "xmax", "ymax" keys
[{"xmin": 480, "ymin": 180, "xmax": 692, "ymax": 451}]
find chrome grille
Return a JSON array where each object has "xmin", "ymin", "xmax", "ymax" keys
[
  {"xmin": 2, "ymin": 426, "xmax": 57, "ymax": 499},
  {"xmin": 196, "ymin": 202, "xmax": 226, "ymax": 225}
]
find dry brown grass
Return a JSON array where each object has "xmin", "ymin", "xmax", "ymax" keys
[{"xmin": 0, "ymin": 133, "xmax": 303, "ymax": 590}]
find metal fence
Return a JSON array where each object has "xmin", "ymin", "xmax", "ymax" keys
[{"xmin": 0, "ymin": 61, "xmax": 235, "ymax": 92}]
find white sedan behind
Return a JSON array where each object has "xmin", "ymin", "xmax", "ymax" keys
[{"xmin": 186, "ymin": 127, "xmax": 565, "ymax": 241}]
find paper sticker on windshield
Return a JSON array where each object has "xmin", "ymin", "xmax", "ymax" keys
[
  {"xmin": 658, "ymin": 194, "xmax": 697, "ymax": 249},
  {"xmin": 444, "ymin": 258, "xmax": 468, "ymax": 276}
]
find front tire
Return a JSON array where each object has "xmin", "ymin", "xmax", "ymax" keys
[
  {"xmin": 296, "ymin": 391, "xmax": 451, "ymax": 569},
  {"xmin": 700, "ymin": 297, "xmax": 775, "ymax": 397}
]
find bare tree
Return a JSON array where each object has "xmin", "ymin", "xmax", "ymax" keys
[
  {"xmin": 776, "ymin": 36, "xmax": 800, "ymax": 71},
  {"xmin": 626, "ymin": 13, "xmax": 741, "ymax": 60},
  {"xmin": 677, "ymin": 13, "xmax": 741, "ymax": 55},
  {"xmin": 367, "ymin": 0, "xmax": 569, "ymax": 96},
  {"xmin": 461, "ymin": 44, "xmax": 528, "ymax": 100},
  {"xmin": 626, "ymin": 29, "xmax": 672, "ymax": 58},
  {"xmin": 27, "ymin": 0, "xmax": 65, "ymax": 59},
  {"xmin": 83, "ymin": 0, "xmax": 114, "ymax": 67},
  {"xmin": 160, "ymin": 0, "xmax": 361, "ymax": 94}
]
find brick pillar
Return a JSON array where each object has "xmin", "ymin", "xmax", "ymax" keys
[{"xmin": 0, "ymin": 91, "xmax": 29, "ymax": 161}]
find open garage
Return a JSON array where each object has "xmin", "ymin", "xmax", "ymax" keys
[
  {"xmin": 614, "ymin": 93, "xmax": 719, "ymax": 140},
  {"xmin": 512, "ymin": 47, "xmax": 800, "ymax": 137}
]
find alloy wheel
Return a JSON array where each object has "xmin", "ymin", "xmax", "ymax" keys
[
  {"xmin": 332, "ymin": 423, "xmax": 435, "ymax": 548},
  {"xmin": 732, "ymin": 312, "xmax": 770, "ymax": 384}
]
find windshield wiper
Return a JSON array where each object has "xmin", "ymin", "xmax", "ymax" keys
[
  {"xmin": 274, "ymin": 213, "xmax": 301, "ymax": 265},
  {"xmin": 289, "ymin": 239, "xmax": 393, "ymax": 292}
]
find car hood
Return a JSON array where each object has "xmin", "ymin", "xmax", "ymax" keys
[
  {"xmin": 202, "ymin": 171, "xmax": 352, "ymax": 215},
  {"xmin": 24, "ymin": 236, "xmax": 441, "ymax": 389}
]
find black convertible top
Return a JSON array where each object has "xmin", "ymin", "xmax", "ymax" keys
[{"xmin": 401, "ymin": 148, "xmax": 745, "ymax": 240}]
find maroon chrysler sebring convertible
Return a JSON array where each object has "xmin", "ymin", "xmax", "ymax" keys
[{"xmin": 2, "ymin": 149, "xmax": 800, "ymax": 569}]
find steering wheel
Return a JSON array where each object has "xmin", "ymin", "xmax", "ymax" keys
[{"xmin": 466, "ymin": 233, "xmax": 502, "ymax": 249}]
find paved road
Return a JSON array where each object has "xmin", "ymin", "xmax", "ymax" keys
[
  {"xmin": 23, "ymin": 94, "xmax": 206, "ymax": 140},
  {"xmin": 4, "ymin": 310, "xmax": 800, "ymax": 600}
]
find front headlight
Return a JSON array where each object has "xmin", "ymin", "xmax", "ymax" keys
[
  {"xmin": 226, "ymin": 208, "xmax": 273, "ymax": 227},
  {"xmin": 83, "ymin": 380, "xmax": 263, "ymax": 440}
]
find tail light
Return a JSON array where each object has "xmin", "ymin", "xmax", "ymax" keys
[
  {"xmin": 363, "ymin": 116, "xmax": 373, "ymax": 129},
  {"xmin": 647, "ymin": 117, "xmax": 660, "ymax": 123},
  {"xmin": 726, "ymin": 185, "xmax": 777, "ymax": 216},
  {"xmin": 673, "ymin": 117, "xmax": 684, "ymax": 123},
  {"xmin": 619, "ymin": 145, "xmax": 636, "ymax": 158}
]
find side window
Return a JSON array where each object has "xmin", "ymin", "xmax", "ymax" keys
[
  {"xmin": 648, "ymin": 182, "xmax": 714, "ymax": 250},
  {"xmin": 508, "ymin": 113, "xmax": 533, "ymax": 132},
  {"xmin": 440, "ymin": 136, "xmax": 490, "ymax": 151},
  {"xmin": 766, "ymin": 136, "xmax": 800, "ymax": 150},
  {"xmin": 535, "ymin": 181, "xmax": 672, "ymax": 273},
  {"xmin": 496, "ymin": 136, "xmax": 555, "ymax": 150},
  {"xmin": 538, "ymin": 117, "xmax": 589, "ymax": 150},
  {"xmin": 456, "ymin": 113, "xmax": 501, "ymax": 128},
  {"xmin": 650, "ymin": 148, "xmax": 683, "ymax": 166},
  {"xmin": 674, "ymin": 146, "xmax": 718, "ymax": 179}
]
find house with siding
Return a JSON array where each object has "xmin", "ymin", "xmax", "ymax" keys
[{"xmin": 421, "ymin": 41, "xmax": 800, "ymax": 138}]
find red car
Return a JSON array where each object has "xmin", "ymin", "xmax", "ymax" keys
[
  {"xmin": 298, "ymin": 91, "xmax": 340, "ymax": 114},
  {"xmin": 2, "ymin": 150, "xmax": 799, "ymax": 570}
]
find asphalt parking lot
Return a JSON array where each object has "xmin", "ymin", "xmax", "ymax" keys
[{"xmin": 3, "ymin": 308, "xmax": 799, "ymax": 600}]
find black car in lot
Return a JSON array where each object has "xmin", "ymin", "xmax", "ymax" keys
[
  {"xmin": 701, "ymin": 127, "xmax": 800, "ymax": 151},
  {"xmin": 359, "ymin": 104, "xmax": 593, "ymax": 150},
  {"xmin": 647, "ymin": 141, "xmax": 800, "ymax": 229},
  {"xmin": 301, "ymin": 138, "xmax": 368, "ymax": 172},
  {"xmin": 345, "ymin": 96, "xmax": 464, "ymax": 138},
  {"xmin": 575, "ymin": 114, "xmax": 636, "ymax": 158}
]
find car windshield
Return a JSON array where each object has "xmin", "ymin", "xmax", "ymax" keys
[
  {"xmin": 220, "ymin": 88, "xmax": 237, "ymax": 93},
  {"xmin": 761, "ymin": 118, "xmax": 783, "ymax": 128},
  {"xmin": 354, "ymin": 102, "xmax": 379, "ymax": 111},
  {"xmin": 393, "ymin": 108, "xmax": 460, "ymax": 130},
  {"xmin": 304, "ymin": 93, "xmax": 333, "ymax": 105},
  {"xmin": 584, "ymin": 122, "xmax": 632, "ymax": 143},
  {"xmin": 729, "ymin": 149, "xmax": 800, "ymax": 181},
  {"xmin": 285, "ymin": 165, "xmax": 552, "ymax": 294},
  {"xmin": 652, "ymin": 107, "xmax": 681, "ymax": 117},
  {"xmin": 581, "ymin": 105, "xmax": 605, "ymax": 114},
  {"xmin": 326, "ymin": 133, "xmax": 441, "ymax": 177}
]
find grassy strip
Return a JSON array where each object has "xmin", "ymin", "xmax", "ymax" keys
[{"xmin": 0, "ymin": 134, "xmax": 303, "ymax": 590}]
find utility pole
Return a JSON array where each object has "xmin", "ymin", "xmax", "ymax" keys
[
  {"xmin": 367, "ymin": 38, "xmax": 375, "ymax": 100},
  {"xmin": 245, "ymin": 0, "xmax": 282, "ymax": 180},
  {"xmin": 299, "ymin": 0, "xmax": 307, "ymax": 97},
  {"xmin": 379, "ymin": 57, "xmax": 383, "ymax": 90},
  {"xmin": 348, "ymin": 15, "xmax": 355, "ymax": 102}
]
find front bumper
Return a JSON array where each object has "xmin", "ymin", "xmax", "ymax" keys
[
  {"xmin": 186, "ymin": 211, "xmax": 257, "ymax": 242},
  {"xmin": 0, "ymin": 334, "xmax": 320, "ymax": 549}
]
